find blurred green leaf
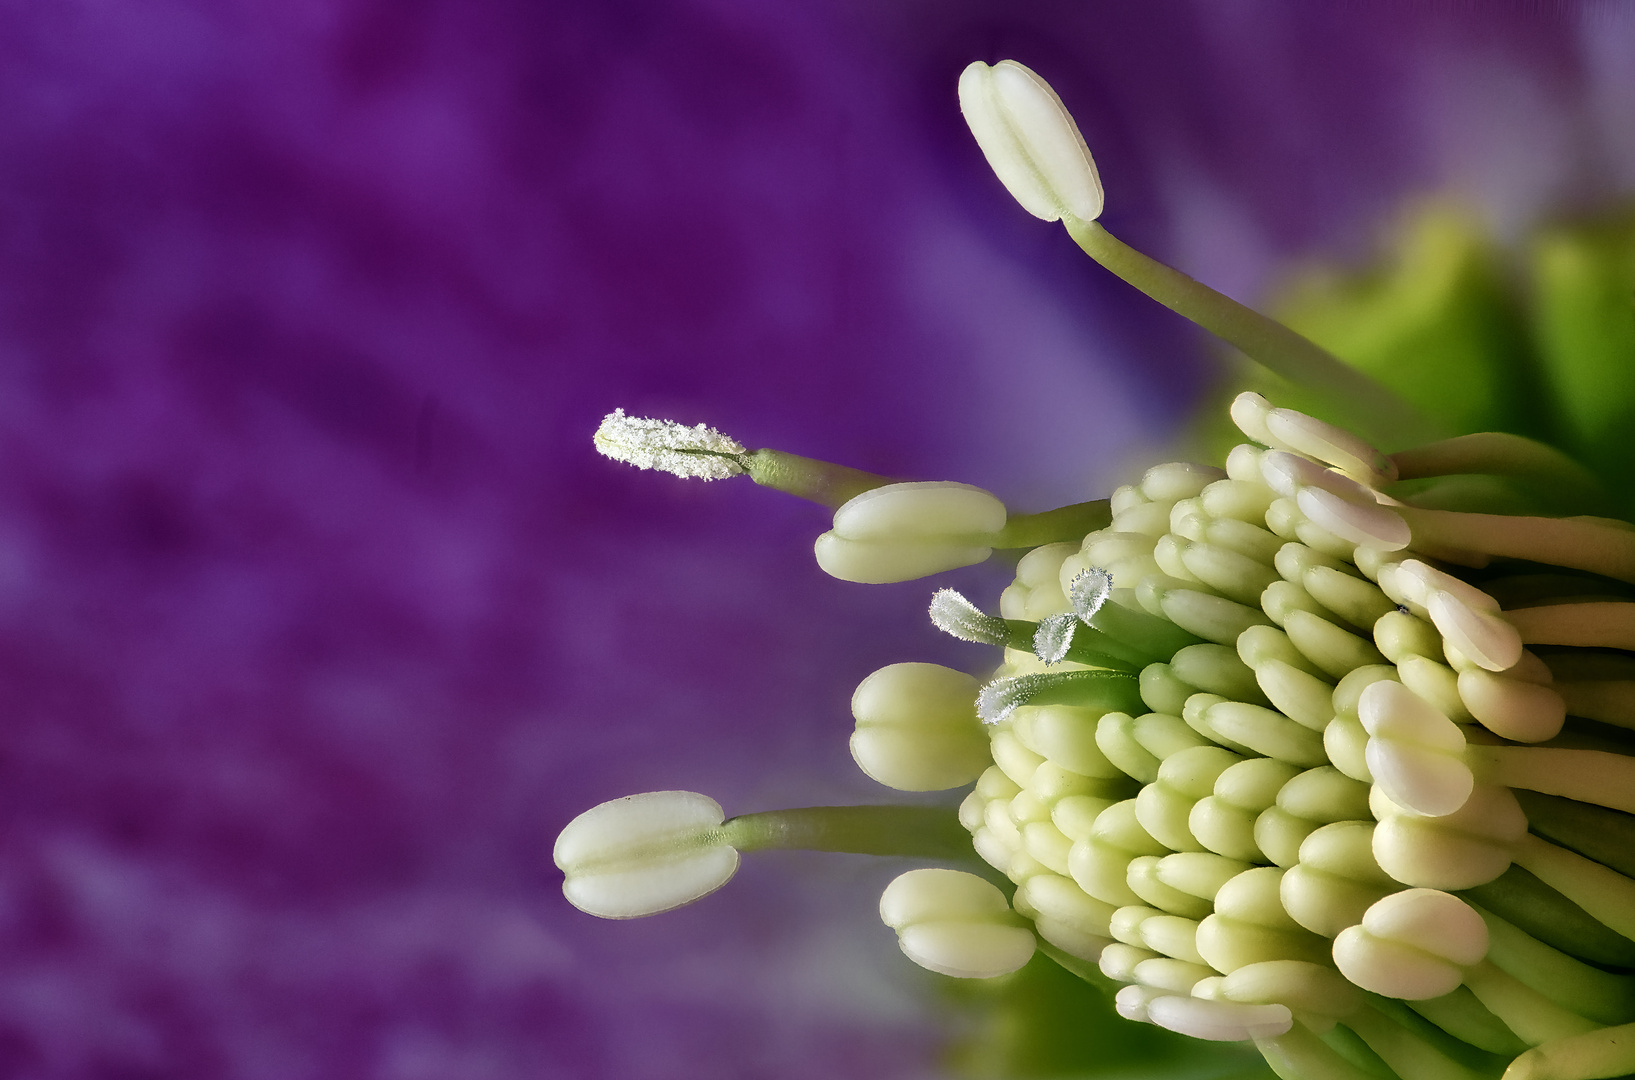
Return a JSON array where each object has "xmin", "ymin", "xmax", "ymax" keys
[
  {"xmin": 941, "ymin": 954, "xmax": 1275, "ymax": 1080},
  {"xmin": 1525, "ymin": 209, "xmax": 1635, "ymax": 495}
]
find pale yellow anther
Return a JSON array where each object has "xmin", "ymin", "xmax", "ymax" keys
[
  {"xmin": 1358, "ymin": 680, "xmax": 1473, "ymax": 817},
  {"xmin": 880, "ymin": 868, "xmax": 1037, "ymax": 979},
  {"xmin": 850, "ymin": 663, "xmax": 989, "ymax": 791},
  {"xmin": 816, "ymin": 481, "xmax": 1006, "ymax": 583},
  {"xmin": 1332, "ymin": 889, "xmax": 1488, "ymax": 1000},
  {"xmin": 554, "ymin": 791, "xmax": 739, "ymax": 920},
  {"xmin": 958, "ymin": 60, "xmax": 1104, "ymax": 223}
]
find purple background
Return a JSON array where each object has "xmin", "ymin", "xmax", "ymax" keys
[{"xmin": 0, "ymin": 2, "xmax": 1632, "ymax": 1078}]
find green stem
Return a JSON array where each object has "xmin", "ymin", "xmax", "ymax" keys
[
  {"xmin": 1513, "ymin": 790, "xmax": 1635, "ymax": 879},
  {"xmin": 999, "ymin": 617, "xmax": 1148, "ymax": 670},
  {"xmin": 1504, "ymin": 1022, "xmax": 1635, "ymax": 1080},
  {"xmin": 1009, "ymin": 669, "xmax": 1145, "ymax": 712},
  {"xmin": 1404, "ymin": 988, "xmax": 1530, "ymax": 1058},
  {"xmin": 1317, "ymin": 1022, "xmax": 1402, "ymax": 1080},
  {"xmin": 1554, "ymin": 681, "xmax": 1635, "ymax": 731},
  {"xmin": 1511, "ymin": 833, "xmax": 1635, "ymax": 943},
  {"xmin": 1506, "ymin": 601, "xmax": 1635, "ymax": 650},
  {"xmin": 994, "ymin": 500, "xmax": 1111, "ymax": 548},
  {"xmin": 740, "ymin": 448, "xmax": 891, "ymax": 509},
  {"xmin": 1460, "ymin": 866, "xmax": 1635, "ymax": 969},
  {"xmin": 1257, "ymin": 1022, "xmax": 1395, "ymax": 1080},
  {"xmin": 1462, "ymin": 962, "xmax": 1599, "ymax": 1047},
  {"xmin": 1389, "ymin": 434, "xmax": 1606, "ymax": 515},
  {"xmin": 1395, "ymin": 511, "xmax": 1635, "ymax": 584},
  {"xmin": 1473, "ymin": 904, "xmax": 1635, "ymax": 1026},
  {"xmin": 1087, "ymin": 596, "xmax": 1204, "ymax": 663},
  {"xmin": 1344, "ymin": 1003, "xmax": 1501, "ymax": 1080},
  {"xmin": 721, "ymin": 805, "xmax": 971, "ymax": 860},
  {"xmin": 1471, "ymin": 745, "xmax": 1635, "ymax": 815},
  {"xmin": 1063, "ymin": 217, "xmax": 1432, "ymax": 447}
]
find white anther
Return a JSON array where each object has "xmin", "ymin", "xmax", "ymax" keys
[
  {"xmin": 1297, "ymin": 487, "xmax": 1410, "ymax": 551},
  {"xmin": 1229, "ymin": 393, "xmax": 1283, "ymax": 450},
  {"xmin": 817, "ymin": 481, "xmax": 1005, "ymax": 583},
  {"xmin": 1427, "ymin": 590, "xmax": 1523, "ymax": 673},
  {"xmin": 1392, "ymin": 560, "xmax": 1501, "ymax": 615},
  {"xmin": 1114, "ymin": 984, "xmax": 1166, "ymax": 1023},
  {"xmin": 554, "ymin": 791, "xmax": 739, "ymax": 919},
  {"xmin": 1358, "ymin": 681, "xmax": 1472, "ymax": 817},
  {"xmin": 850, "ymin": 663, "xmax": 988, "ymax": 791},
  {"xmin": 1263, "ymin": 407, "xmax": 1398, "ymax": 487},
  {"xmin": 957, "ymin": 61, "xmax": 1103, "ymax": 222},
  {"xmin": 880, "ymin": 868, "xmax": 1037, "ymax": 979},
  {"xmin": 1147, "ymin": 995, "xmax": 1293, "ymax": 1042},
  {"xmin": 1332, "ymin": 889, "xmax": 1487, "ymax": 1000}
]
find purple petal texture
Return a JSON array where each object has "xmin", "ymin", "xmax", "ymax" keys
[{"xmin": 0, "ymin": 2, "xmax": 1631, "ymax": 1078}]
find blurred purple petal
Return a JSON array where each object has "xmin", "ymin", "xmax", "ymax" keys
[{"xmin": 0, "ymin": 2, "xmax": 1631, "ymax": 1078}]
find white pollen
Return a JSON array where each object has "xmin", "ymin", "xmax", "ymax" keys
[
  {"xmin": 1070, "ymin": 567, "xmax": 1114, "ymax": 622},
  {"xmin": 1033, "ymin": 613, "xmax": 1077, "ymax": 664},
  {"xmin": 593, "ymin": 408, "xmax": 747, "ymax": 480},
  {"xmin": 929, "ymin": 588, "xmax": 1010, "ymax": 645}
]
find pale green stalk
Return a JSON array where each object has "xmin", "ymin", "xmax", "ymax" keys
[{"xmin": 1063, "ymin": 217, "xmax": 1432, "ymax": 447}]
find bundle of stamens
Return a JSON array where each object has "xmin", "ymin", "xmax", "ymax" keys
[
  {"xmin": 932, "ymin": 387, "xmax": 1635, "ymax": 1078},
  {"xmin": 558, "ymin": 57, "xmax": 1635, "ymax": 1080}
]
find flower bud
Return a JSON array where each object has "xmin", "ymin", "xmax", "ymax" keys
[
  {"xmin": 554, "ymin": 791, "xmax": 738, "ymax": 919},
  {"xmin": 880, "ymin": 868, "xmax": 1036, "ymax": 979},
  {"xmin": 957, "ymin": 60, "xmax": 1103, "ymax": 223}
]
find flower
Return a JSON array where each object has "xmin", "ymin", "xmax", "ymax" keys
[
  {"xmin": 5, "ymin": 2, "xmax": 1635, "ymax": 1078},
  {"xmin": 563, "ymin": 49, "xmax": 1635, "ymax": 1080}
]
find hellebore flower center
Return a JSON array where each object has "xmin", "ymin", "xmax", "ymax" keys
[{"xmin": 559, "ymin": 59, "xmax": 1635, "ymax": 1080}]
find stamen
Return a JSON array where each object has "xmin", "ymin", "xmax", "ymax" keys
[
  {"xmin": 1507, "ymin": 601, "xmax": 1635, "ymax": 652},
  {"xmin": 1426, "ymin": 590, "xmax": 1524, "ymax": 672},
  {"xmin": 1264, "ymin": 406, "xmax": 1398, "ymax": 487},
  {"xmin": 723, "ymin": 805, "xmax": 971, "ymax": 859},
  {"xmin": 1397, "ymin": 506, "xmax": 1635, "ymax": 585},
  {"xmin": 1370, "ymin": 784, "xmax": 1527, "ymax": 890},
  {"xmin": 957, "ymin": 60, "xmax": 1103, "ymax": 224},
  {"xmin": 1220, "ymin": 960, "xmax": 1364, "ymax": 1022},
  {"xmin": 879, "ymin": 867, "xmax": 1036, "ymax": 979},
  {"xmin": 1331, "ymin": 889, "xmax": 1489, "ymax": 1000},
  {"xmin": 1357, "ymin": 680, "xmax": 1474, "ymax": 817},
  {"xmin": 1147, "ymin": 996, "xmax": 1293, "ymax": 1041},
  {"xmin": 553, "ymin": 790, "xmax": 740, "ymax": 919},
  {"xmin": 1297, "ymin": 487, "xmax": 1410, "ymax": 551},
  {"xmin": 850, "ymin": 662, "xmax": 989, "ymax": 792},
  {"xmin": 1470, "ymin": 745, "xmax": 1635, "ymax": 816},
  {"xmin": 1391, "ymin": 432, "xmax": 1606, "ymax": 512},
  {"xmin": 594, "ymin": 408, "xmax": 747, "ymax": 479},
  {"xmin": 817, "ymin": 481, "xmax": 1007, "ymax": 583}
]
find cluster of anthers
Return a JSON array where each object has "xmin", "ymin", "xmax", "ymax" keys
[{"xmin": 555, "ymin": 60, "xmax": 1635, "ymax": 1080}]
